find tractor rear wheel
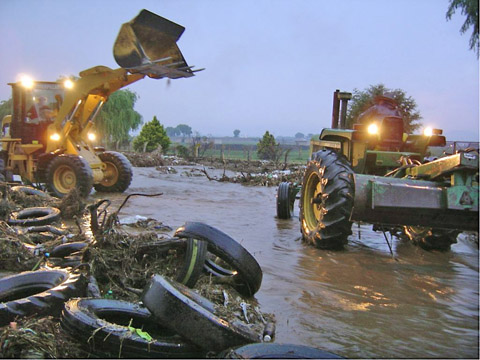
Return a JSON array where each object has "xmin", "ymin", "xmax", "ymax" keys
[
  {"xmin": 403, "ymin": 226, "xmax": 459, "ymax": 251},
  {"xmin": 94, "ymin": 151, "xmax": 133, "ymax": 193},
  {"xmin": 299, "ymin": 149, "xmax": 354, "ymax": 249},
  {"xmin": 46, "ymin": 155, "xmax": 93, "ymax": 198}
]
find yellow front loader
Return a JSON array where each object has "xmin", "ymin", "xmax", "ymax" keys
[{"xmin": 1, "ymin": 9, "xmax": 201, "ymax": 197}]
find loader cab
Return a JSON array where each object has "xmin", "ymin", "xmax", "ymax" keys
[{"xmin": 8, "ymin": 80, "xmax": 65, "ymax": 152}]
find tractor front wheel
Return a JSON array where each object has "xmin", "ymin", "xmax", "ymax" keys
[
  {"xmin": 94, "ymin": 151, "xmax": 133, "ymax": 193},
  {"xmin": 276, "ymin": 182, "xmax": 294, "ymax": 219},
  {"xmin": 299, "ymin": 149, "xmax": 354, "ymax": 249},
  {"xmin": 403, "ymin": 226, "xmax": 459, "ymax": 251},
  {"xmin": 46, "ymin": 155, "xmax": 93, "ymax": 198}
]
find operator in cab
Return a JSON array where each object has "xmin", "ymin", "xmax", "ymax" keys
[{"xmin": 26, "ymin": 96, "xmax": 55, "ymax": 124}]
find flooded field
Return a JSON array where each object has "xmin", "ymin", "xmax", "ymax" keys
[{"xmin": 95, "ymin": 166, "xmax": 479, "ymax": 359}]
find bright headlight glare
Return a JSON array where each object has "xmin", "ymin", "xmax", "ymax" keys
[
  {"xmin": 64, "ymin": 79, "xmax": 74, "ymax": 89},
  {"xmin": 367, "ymin": 123, "xmax": 379, "ymax": 135},
  {"xmin": 424, "ymin": 127, "xmax": 433, "ymax": 136},
  {"xmin": 20, "ymin": 75, "xmax": 34, "ymax": 89},
  {"xmin": 87, "ymin": 133, "xmax": 96, "ymax": 141},
  {"xmin": 50, "ymin": 133, "xmax": 61, "ymax": 141}
]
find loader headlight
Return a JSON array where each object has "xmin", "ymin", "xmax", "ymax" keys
[
  {"xmin": 50, "ymin": 133, "xmax": 61, "ymax": 141},
  {"xmin": 367, "ymin": 123, "xmax": 379, "ymax": 135},
  {"xmin": 87, "ymin": 132, "xmax": 96, "ymax": 141},
  {"xmin": 20, "ymin": 75, "xmax": 34, "ymax": 89},
  {"xmin": 63, "ymin": 79, "xmax": 74, "ymax": 89}
]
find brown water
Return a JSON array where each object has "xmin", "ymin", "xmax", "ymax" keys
[{"xmin": 94, "ymin": 166, "xmax": 479, "ymax": 358}]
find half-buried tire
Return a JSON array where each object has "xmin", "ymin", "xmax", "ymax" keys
[
  {"xmin": 61, "ymin": 298, "xmax": 204, "ymax": 358},
  {"xmin": 174, "ymin": 222, "xmax": 262, "ymax": 297},
  {"xmin": 0, "ymin": 269, "xmax": 86, "ymax": 326},
  {"xmin": 142, "ymin": 275, "xmax": 260, "ymax": 352},
  {"xmin": 8, "ymin": 207, "xmax": 61, "ymax": 227}
]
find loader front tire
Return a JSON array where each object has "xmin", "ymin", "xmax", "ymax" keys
[
  {"xmin": 94, "ymin": 151, "xmax": 133, "ymax": 193},
  {"xmin": 46, "ymin": 155, "xmax": 93, "ymax": 198},
  {"xmin": 299, "ymin": 149, "xmax": 354, "ymax": 250}
]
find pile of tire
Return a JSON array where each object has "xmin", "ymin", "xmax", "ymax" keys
[{"xmin": 59, "ymin": 222, "xmax": 270, "ymax": 357}]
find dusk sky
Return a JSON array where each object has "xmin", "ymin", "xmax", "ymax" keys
[{"xmin": 0, "ymin": 0, "xmax": 478, "ymax": 140}]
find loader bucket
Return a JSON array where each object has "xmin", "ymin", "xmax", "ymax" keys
[{"xmin": 114, "ymin": 9, "xmax": 195, "ymax": 79}]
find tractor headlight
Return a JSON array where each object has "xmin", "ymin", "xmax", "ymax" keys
[
  {"xmin": 424, "ymin": 127, "xmax": 433, "ymax": 136},
  {"xmin": 367, "ymin": 123, "xmax": 379, "ymax": 135},
  {"xmin": 87, "ymin": 132, "xmax": 96, "ymax": 141},
  {"xmin": 50, "ymin": 133, "xmax": 61, "ymax": 141},
  {"xmin": 424, "ymin": 127, "xmax": 443, "ymax": 136}
]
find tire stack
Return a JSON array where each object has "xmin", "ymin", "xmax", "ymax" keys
[{"xmin": 59, "ymin": 221, "xmax": 272, "ymax": 358}]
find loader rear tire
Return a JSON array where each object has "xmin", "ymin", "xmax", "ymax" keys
[
  {"xmin": 46, "ymin": 155, "xmax": 93, "ymax": 198},
  {"xmin": 299, "ymin": 149, "xmax": 354, "ymax": 250},
  {"xmin": 94, "ymin": 151, "xmax": 132, "ymax": 193},
  {"xmin": 403, "ymin": 226, "xmax": 459, "ymax": 251}
]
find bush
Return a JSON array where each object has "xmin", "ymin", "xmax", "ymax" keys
[
  {"xmin": 257, "ymin": 131, "xmax": 281, "ymax": 161},
  {"xmin": 133, "ymin": 116, "xmax": 171, "ymax": 153}
]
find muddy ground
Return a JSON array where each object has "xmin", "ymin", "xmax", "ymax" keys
[{"xmin": 123, "ymin": 151, "xmax": 304, "ymax": 186}]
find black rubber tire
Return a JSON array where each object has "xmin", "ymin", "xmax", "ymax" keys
[
  {"xmin": 0, "ymin": 269, "xmax": 86, "ymax": 326},
  {"xmin": 0, "ymin": 157, "xmax": 5, "ymax": 182},
  {"xmin": 7, "ymin": 206, "xmax": 61, "ymax": 226},
  {"xmin": 299, "ymin": 149, "xmax": 354, "ymax": 250},
  {"xmin": 49, "ymin": 242, "xmax": 89, "ymax": 258},
  {"xmin": 204, "ymin": 257, "xmax": 236, "ymax": 277},
  {"xmin": 276, "ymin": 182, "xmax": 293, "ymax": 219},
  {"xmin": 175, "ymin": 238, "xmax": 208, "ymax": 288},
  {"xmin": 61, "ymin": 298, "xmax": 204, "ymax": 358},
  {"xmin": 45, "ymin": 154, "xmax": 93, "ymax": 198},
  {"xmin": 219, "ymin": 343, "xmax": 343, "ymax": 359},
  {"xmin": 142, "ymin": 275, "xmax": 260, "ymax": 352},
  {"xmin": 0, "ymin": 150, "xmax": 13, "ymax": 182},
  {"xmin": 93, "ymin": 151, "xmax": 133, "ymax": 193},
  {"xmin": 403, "ymin": 226, "xmax": 459, "ymax": 251},
  {"xmin": 26, "ymin": 224, "xmax": 67, "ymax": 235},
  {"xmin": 11, "ymin": 185, "xmax": 49, "ymax": 198},
  {"xmin": 174, "ymin": 222, "xmax": 263, "ymax": 297}
]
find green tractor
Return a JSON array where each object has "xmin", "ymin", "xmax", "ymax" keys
[{"xmin": 277, "ymin": 90, "xmax": 479, "ymax": 251}]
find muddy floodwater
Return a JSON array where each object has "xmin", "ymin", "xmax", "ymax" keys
[{"xmin": 94, "ymin": 166, "xmax": 479, "ymax": 359}]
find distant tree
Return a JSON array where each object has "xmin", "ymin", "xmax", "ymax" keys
[
  {"xmin": 295, "ymin": 132, "xmax": 305, "ymax": 139},
  {"xmin": 0, "ymin": 98, "xmax": 12, "ymax": 121},
  {"xmin": 166, "ymin": 126, "xmax": 180, "ymax": 137},
  {"xmin": 97, "ymin": 89, "xmax": 142, "ymax": 148},
  {"xmin": 133, "ymin": 116, "xmax": 171, "ymax": 153},
  {"xmin": 446, "ymin": 0, "xmax": 479, "ymax": 57},
  {"xmin": 257, "ymin": 131, "xmax": 281, "ymax": 161},
  {"xmin": 233, "ymin": 129, "xmax": 241, "ymax": 138},
  {"xmin": 346, "ymin": 84, "xmax": 422, "ymax": 133},
  {"xmin": 176, "ymin": 124, "xmax": 192, "ymax": 137}
]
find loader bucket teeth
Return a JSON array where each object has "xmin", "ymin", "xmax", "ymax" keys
[{"xmin": 114, "ymin": 9, "xmax": 196, "ymax": 79}]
